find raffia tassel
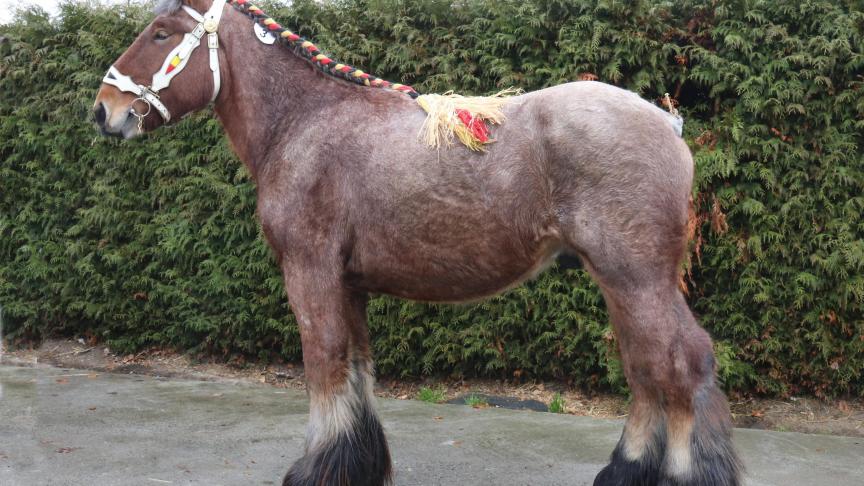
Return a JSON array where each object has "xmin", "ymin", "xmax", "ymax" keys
[{"xmin": 416, "ymin": 88, "xmax": 521, "ymax": 151}]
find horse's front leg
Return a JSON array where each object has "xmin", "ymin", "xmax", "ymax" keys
[{"xmin": 281, "ymin": 270, "xmax": 391, "ymax": 486}]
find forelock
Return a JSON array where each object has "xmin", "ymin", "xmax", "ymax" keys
[{"xmin": 154, "ymin": 0, "xmax": 184, "ymax": 15}]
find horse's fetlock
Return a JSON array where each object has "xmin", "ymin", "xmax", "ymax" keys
[
  {"xmin": 656, "ymin": 387, "xmax": 741, "ymax": 486},
  {"xmin": 657, "ymin": 441, "xmax": 741, "ymax": 486}
]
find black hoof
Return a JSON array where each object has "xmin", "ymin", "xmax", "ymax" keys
[
  {"xmin": 593, "ymin": 434, "xmax": 664, "ymax": 486},
  {"xmin": 594, "ymin": 457, "xmax": 661, "ymax": 486}
]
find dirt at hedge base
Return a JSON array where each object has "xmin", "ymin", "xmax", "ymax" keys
[{"xmin": 4, "ymin": 338, "xmax": 862, "ymax": 438}]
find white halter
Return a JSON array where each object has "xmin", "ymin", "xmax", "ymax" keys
[{"xmin": 101, "ymin": 0, "xmax": 227, "ymax": 124}]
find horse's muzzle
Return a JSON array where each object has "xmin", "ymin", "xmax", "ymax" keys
[
  {"xmin": 93, "ymin": 101, "xmax": 118, "ymax": 138},
  {"xmin": 93, "ymin": 101, "xmax": 135, "ymax": 139},
  {"xmin": 93, "ymin": 102, "xmax": 107, "ymax": 126}
]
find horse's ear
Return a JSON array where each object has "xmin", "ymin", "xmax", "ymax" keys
[
  {"xmin": 156, "ymin": 0, "xmax": 212, "ymax": 15},
  {"xmin": 184, "ymin": 0, "xmax": 214, "ymax": 13},
  {"xmin": 154, "ymin": 0, "xmax": 187, "ymax": 16}
]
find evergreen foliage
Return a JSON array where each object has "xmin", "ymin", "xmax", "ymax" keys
[{"xmin": 1, "ymin": 0, "xmax": 862, "ymax": 397}]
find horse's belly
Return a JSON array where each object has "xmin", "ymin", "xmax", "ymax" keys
[{"xmin": 352, "ymin": 229, "xmax": 562, "ymax": 302}]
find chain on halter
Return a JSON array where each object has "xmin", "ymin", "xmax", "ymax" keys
[
  {"xmin": 101, "ymin": 0, "xmax": 228, "ymax": 125},
  {"xmin": 227, "ymin": 0, "xmax": 420, "ymax": 99},
  {"xmin": 131, "ymin": 97, "xmax": 152, "ymax": 132}
]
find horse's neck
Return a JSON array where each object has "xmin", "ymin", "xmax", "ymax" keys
[{"xmin": 214, "ymin": 18, "xmax": 357, "ymax": 179}]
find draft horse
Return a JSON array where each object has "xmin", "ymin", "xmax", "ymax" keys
[{"xmin": 93, "ymin": 1, "xmax": 742, "ymax": 484}]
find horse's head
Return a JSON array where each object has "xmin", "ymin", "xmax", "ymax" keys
[{"xmin": 93, "ymin": 0, "xmax": 227, "ymax": 138}]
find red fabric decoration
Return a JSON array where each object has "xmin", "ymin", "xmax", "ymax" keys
[{"xmin": 456, "ymin": 109, "xmax": 489, "ymax": 143}]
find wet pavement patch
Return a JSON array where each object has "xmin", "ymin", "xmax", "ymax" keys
[{"xmin": 446, "ymin": 393, "xmax": 549, "ymax": 412}]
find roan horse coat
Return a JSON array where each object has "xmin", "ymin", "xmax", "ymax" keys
[{"xmin": 93, "ymin": 1, "xmax": 742, "ymax": 485}]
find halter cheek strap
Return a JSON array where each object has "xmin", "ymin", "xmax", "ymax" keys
[
  {"xmin": 181, "ymin": 1, "xmax": 225, "ymax": 102},
  {"xmin": 101, "ymin": 0, "xmax": 227, "ymax": 124}
]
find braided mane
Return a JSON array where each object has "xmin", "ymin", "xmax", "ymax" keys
[
  {"xmin": 228, "ymin": 0, "xmax": 419, "ymax": 98},
  {"xmin": 158, "ymin": 0, "xmax": 516, "ymax": 150}
]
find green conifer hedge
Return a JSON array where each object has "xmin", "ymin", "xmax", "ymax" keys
[{"xmin": 1, "ymin": 0, "xmax": 862, "ymax": 397}]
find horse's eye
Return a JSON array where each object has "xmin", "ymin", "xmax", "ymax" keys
[{"xmin": 154, "ymin": 30, "xmax": 171, "ymax": 41}]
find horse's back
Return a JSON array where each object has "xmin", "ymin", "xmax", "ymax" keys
[{"xmin": 519, "ymin": 81, "xmax": 682, "ymax": 135}]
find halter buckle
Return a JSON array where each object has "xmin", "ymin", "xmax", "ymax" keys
[{"xmin": 192, "ymin": 23, "xmax": 206, "ymax": 39}]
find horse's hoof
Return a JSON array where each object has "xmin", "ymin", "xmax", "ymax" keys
[
  {"xmin": 593, "ymin": 454, "xmax": 662, "ymax": 486},
  {"xmin": 592, "ymin": 462, "xmax": 618, "ymax": 486}
]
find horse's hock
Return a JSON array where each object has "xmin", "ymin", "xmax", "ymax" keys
[{"xmin": 91, "ymin": 1, "xmax": 740, "ymax": 485}]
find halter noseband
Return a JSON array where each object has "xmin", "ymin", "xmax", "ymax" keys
[{"xmin": 101, "ymin": 0, "xmax": 227, "ymax": 124}]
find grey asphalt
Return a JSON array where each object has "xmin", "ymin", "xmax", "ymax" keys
[{"xmin": 0, "ymin": 365, "xmax": 861, "ymax": 486}]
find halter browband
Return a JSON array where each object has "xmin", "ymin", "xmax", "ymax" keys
[{"xmin": 102, "ymin": 0, "xmax": 227, "ymax": 124}]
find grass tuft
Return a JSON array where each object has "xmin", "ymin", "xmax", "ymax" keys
[
  {"xmin": 549, "ymin": 393, "xmax": 566, "ymax": 413},
  {"xmin": 464, "ymin": 393, "xmax": 489, "ymax": 408},
  {"xmin": 417, "ymin": 386, "xmax": 446, "ymax": 404}
]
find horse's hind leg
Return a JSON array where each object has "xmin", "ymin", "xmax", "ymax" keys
[
  {"xmin": 591, "ymin": 282, "xmax": 741, "ymax": 486},
  {"xmin": 281, "ymin": 270, "xmax": 391, "ymax": 486},
  {"xmin": 563, "ymin": 197, "xmax": 741, "ymax": 485}
]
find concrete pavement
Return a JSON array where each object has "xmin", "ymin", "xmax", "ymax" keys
[{"xmin": 0, "ymin": 365, "xmax": 861, "ymax": 485}]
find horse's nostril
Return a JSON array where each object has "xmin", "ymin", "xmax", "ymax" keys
[{"xmin": 94, "ymin": 103, "xmax": 107, "ymax": 126}]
